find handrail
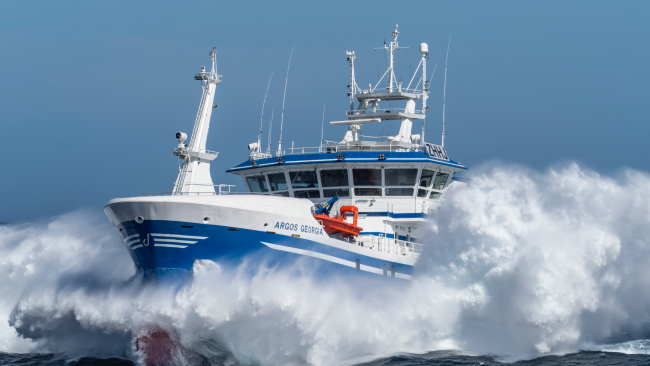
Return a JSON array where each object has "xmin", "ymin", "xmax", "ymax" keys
[
  {"xmin": 355, "ymin": 88, "xmax": 426, "ymax": 96},
  {"xmin": 245, "ymin": 142, "xmax": 430, "ymax": 159},
  {"xmin": 346, "ymin": 108, "xmax": 424, "ymax": 115},
  {"xmin": 366, "ymin": 235, "xmax": 423, "ymax": 257},
  {"xmin": 142, "ymin": 191, "xmax": 266, "ymax": 196}
]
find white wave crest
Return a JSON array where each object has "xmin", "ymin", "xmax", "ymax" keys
[
  {"xmin": 2, "ymin": 163, "xmax": 650, "ymax": 364},
  {"xmin": 598, "ymin": 339, "xmax": 650, "ymax": 355}
]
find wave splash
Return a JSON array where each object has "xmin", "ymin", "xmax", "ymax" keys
[{"xmin": 1, "ymin": 163, "xmax": 650, "ymax": 365}]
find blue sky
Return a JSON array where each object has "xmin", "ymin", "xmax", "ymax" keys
[{"xmin": 1, "ymin": 1, "xmax": 649, "ymax": 221}]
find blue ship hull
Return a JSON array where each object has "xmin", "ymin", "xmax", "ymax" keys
[{"xmin": 116, "ymin": 218, "xmax": 414, "ymax": 284}]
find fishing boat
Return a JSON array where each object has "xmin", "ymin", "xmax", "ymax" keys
[{"xmin": 104, "ymin": 26, "xmax": 467, "ymax": 283}]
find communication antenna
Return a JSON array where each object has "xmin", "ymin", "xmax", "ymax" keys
[
  {"xmin": 258, "ymin": 72, "xmax": 273, "ymax": 153},
  {"xmin": 320, "ymin": 104, "xmax": 325, "ymax": 151},
  {"xmin": 267, "ymin": 110, "xmax": 274, "ymax": 154},
  {"xmin": 442, "ymin": 37, "xmax": 450, "ymax": 148},
  {"xmin": 422, "ymin": 62, "xmax": 438, "ymax": 147},
  {"xmin": 278, "ymin": 46, "xmax": 294, "ymax": 155}
]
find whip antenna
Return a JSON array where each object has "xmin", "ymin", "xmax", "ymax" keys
[
  {"xmin": 258, "ymin": 72, "xmax": 273, "ymax": 153},
  {"xmin": 278, "ymin": 46, "xmax": 294, "ymax": 155},
  {"xmin": 422, "ymin": 62, "xmax": 437, "ymax": 147},
  {"xmin": 267, "ymin": 110, "xmax": 274, "ymax": 153},
  {"xmin": 442, "ymin": 37, "xmax": 450, "ymax": 148},
  {"xmin": 320, "ymin": 104, "xmax": 325, "ymax": 151}
]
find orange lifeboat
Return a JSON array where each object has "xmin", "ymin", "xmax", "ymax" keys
[{"xmin": 313, "ymin": 205, "xmax": 363, "ymax": 237}]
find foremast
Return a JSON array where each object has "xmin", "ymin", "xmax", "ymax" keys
[{"xmin": 173, "ymin": 48, "xmax": 222, "ymax": 195}]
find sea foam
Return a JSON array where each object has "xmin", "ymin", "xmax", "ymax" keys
[{"xmin": 1, "ymin": 162, "xmax": 650, "ymax": 365}]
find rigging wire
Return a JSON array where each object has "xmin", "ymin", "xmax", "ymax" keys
[
  {"xmin": 397, "ymin": 47, "xmax": 402, "ymax": 83},
  {"xmin": 407, "ymin": 47, "xmax": 413, "ymax": 82},
  {"xmin": 374, "ymin": 50, "xmax": 381, "ymax": 80}
]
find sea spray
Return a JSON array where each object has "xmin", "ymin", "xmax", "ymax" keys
[{"xmin": 1, "ymin": 163, "xmax": 650, "ymax": 365}]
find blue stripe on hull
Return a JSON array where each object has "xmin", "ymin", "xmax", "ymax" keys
[{"xmin": 118, "ymin": 220, "xmax": 414, "ymax": 278}]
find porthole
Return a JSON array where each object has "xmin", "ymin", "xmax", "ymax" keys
[
  {"xmin": 203, "ymin": 216, "xmax": 211, "ymax": 223},
  {"xmin": 135, "ymin": 216, "xmax": 144, "ymax": 224}
]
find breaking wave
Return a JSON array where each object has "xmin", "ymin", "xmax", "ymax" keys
[{"xmin": 2, "ymin": 162, "xmax": 650, "ymax": 365}]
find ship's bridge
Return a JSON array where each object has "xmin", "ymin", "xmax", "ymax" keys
[
  {"xmin": 233, "ymin": 25, "xmax": 465, "ymax": 221},
  {"xmin": 227, "ymin": 142, "xmax": 466, "ymax": 219}
]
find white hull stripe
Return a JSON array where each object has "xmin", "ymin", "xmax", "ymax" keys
[
  {"xmin": 151, "ymin": 233, "xmax": 208, "ymax": 240},
  {"xmin": 261, "ymin": 242, "xmax": 411, "ymax": 280},
  {"xmin": 126, "ymin": 238, "xmax": 140, "ymax": 246},
  {"xmin": 124, "ymin": 234, "xmax": 139, "ymax": 241},
  {"xmin": 132, "ymin": 244, "xmax": 143, "ymax": 250},
  {"xmin": 154, "ymin": 238, "xmax": 198, "ymax": 244},
  {"xmin": 154, "ymin": 244, "xmax": 188, "ymax": 248}
]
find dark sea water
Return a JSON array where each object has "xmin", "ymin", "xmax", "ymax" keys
[{"xmin": 2, "ymin": 350, "xmax": 650, "ymax": 366}]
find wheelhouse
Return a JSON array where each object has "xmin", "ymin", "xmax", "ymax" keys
[{"xmin": 229, "ymin": 154, "xmax": 462, "ymax": 203}]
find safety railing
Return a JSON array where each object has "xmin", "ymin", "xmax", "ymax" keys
[
  {"xmin": 247, "ymin": 140, "xmax": 432, "ymax": 160},
  {"xmin": 365, "ymin": 235, "xmax": 423, "ymax": 257},
  {"xmin": 354, "ymin": 88, "xmax": 426, "ymax": 96},
  {"xmin": 347, "ymin": 200, "xmax": 439, "ymax": 215},
  {"xmin": 143, "ymin": 184, "xmax": 257, "ymax": 196},
  {"xmin": 346, "ymin": 108, "xmax": 425, "ymax": 116}
]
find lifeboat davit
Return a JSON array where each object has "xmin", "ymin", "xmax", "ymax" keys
[{"xmin": 314, "ymin": 205, "xmax": 363, "ymax": 237}]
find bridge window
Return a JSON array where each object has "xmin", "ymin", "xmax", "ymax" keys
[
  {"xmin": 432, "ymin": 173, "xmax": 449, "ymax": 190},
  {"xmin": 429, "ymin": 192, "xmax": 441, "ymax": 200},
  {"xmin": 323, "ymin": 188, "xmax": 350, "ymax": 198},
  {"xmin": 246, "ymin": 175, "xmax": 268, "ymax": 193},
  {"xmin": 419, "ymin": 169, "xmax": 435, "ymax": 188},
  {"xmin": 385, "ymin": 169, "xmax": 417, "ymax": 186},
  {"xmin": 289, "ymin": 171, "xmax": 319, "ymax": 188},
  {"xmin": 353, "ymin": 168, "xmax": 381, "ymax": 186},
  {"xmin": 294, "ymin": 190, "xmax": 321, "ymax": 199},
  {"xmin": 267, "ymin": 172, "xmax": 288, "ymax": 191},
  {"xmin": 417, "ymin": 189, "xmax": 427, "ymax": 197},
  {"xmin": 385, "ymin": 188, "xmax": 414, "ymax": 196},
  {"xmin": 273, "ymin": 192, "xmax": 290, "ymax": 197},
  {"xmin": 320, "ymin": 169, "xmax": 349, "ymax": 187},
  {"xmin": 354, "ymin": 187, "xmax": 382, "ymax": 196}
]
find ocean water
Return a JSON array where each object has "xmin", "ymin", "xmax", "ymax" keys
[
  {"xmin": 2, "ymin": 349, "xmax": 650, "ymax": 366},
  {"xmin": 2, "ymin": 163, "xmax": 650, "ymax": 366}
]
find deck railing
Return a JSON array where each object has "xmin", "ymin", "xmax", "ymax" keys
[
  {"xmin": 254, "ymin": 142, "xmax": 425, "ymax": 159},
  {"xmin": 361, "ymin": 235, "xmax": 423, "ymax": 257},
  {"xmin": 347, "ymin": 108, "xmax": 411, "ymax": 115},
  {"xmin": 143, "ymin": 184, "xmax": 257, "ymax": 196}
]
